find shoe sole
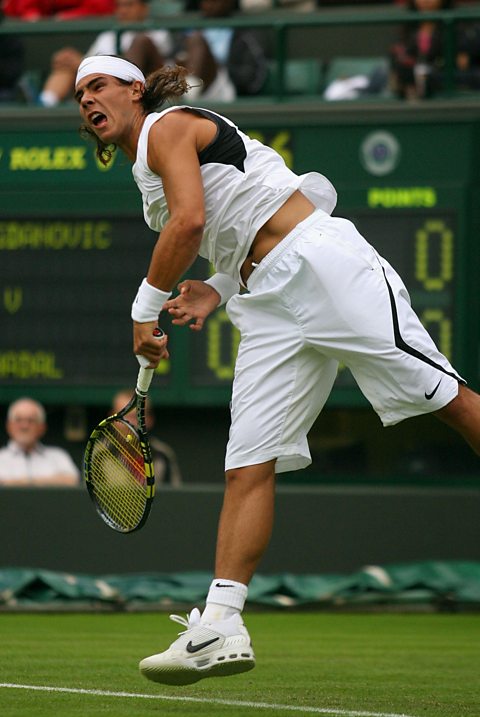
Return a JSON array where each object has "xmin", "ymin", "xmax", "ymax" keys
[{"xmin": 140, "ymin": 658, "xmax": 256, "ymax": 686}]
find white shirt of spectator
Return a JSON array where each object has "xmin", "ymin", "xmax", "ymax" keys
[
  {"xmin": 87, "ymin": 29, "xmax": 173, "ymax": 61},
  {"xmin": 0, "ymin": 440, "xmax": 80, "ymax": 484}
]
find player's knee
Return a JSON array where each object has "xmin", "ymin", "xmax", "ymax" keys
[
  {"xmin": 225, "ymin": 462, "xmax": 275, "ymax": 491},
  {"xmin": 225, "ymin": 466, "xmax": 260, "ymax": 487}
]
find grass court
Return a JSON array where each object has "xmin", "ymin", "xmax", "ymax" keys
[{"xmin": 1, "ymin": 610, "xmax": 479, "ymax": 716}]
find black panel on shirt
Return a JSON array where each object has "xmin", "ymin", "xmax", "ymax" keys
[{"xmin": 182, "ymin": 107, "xmax": 246, "ymax": 172}]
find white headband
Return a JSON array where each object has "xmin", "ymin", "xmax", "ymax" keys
[{"xmin": 75, "ymin": 55, "xmax": 145, "ymax": 88}]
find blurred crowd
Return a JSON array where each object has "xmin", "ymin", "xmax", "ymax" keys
[
  {"xmin": 0, "ymin": 395, "xmax": 182, "ymax": 488},
  {"xmin": 1, "ymin": 0, "xmax": 480, "ymax": 104},
  {"xmin": 390, "ymin": 0, "xmax": 480, "ymax": 100}
]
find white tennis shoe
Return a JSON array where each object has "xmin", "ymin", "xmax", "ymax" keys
[{"xmin": 139, "ymin": 608, "xmax": 255, "ymax": 685}]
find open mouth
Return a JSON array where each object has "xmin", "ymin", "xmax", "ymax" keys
[{"xmin": 90, "ymin": 111, "xmax": 107, "ymax": 128}]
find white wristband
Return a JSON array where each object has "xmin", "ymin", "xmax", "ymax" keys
[
  {"xmin": 131, "ymin": 278, "xmax": 171, "ymax": 322},
  {"xmin": 204, "ymin": 273, "xmax": 239, "ymax": 306}
]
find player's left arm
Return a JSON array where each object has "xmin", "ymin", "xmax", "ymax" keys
[{"xmin": 165, "ymin": 278, "xmax": 225, "ymax": 331}]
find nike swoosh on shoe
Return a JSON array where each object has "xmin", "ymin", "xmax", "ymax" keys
[{"xmin": 186, "ymin": 637, "xmax": 220, "ymax": 653}]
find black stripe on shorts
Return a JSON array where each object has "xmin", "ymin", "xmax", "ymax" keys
[{"xmin": 381, "ymin": 265, "xmax": 465, "ymax": 385}]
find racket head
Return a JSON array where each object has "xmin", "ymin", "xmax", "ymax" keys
[{"xmin": 84, "ymin": 414, "xmax": 155, "ymax": 533}]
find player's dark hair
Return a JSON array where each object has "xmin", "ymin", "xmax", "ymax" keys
[
  {"xmin": 79, "ymin": 64, "xmax": 192, "ymax": 167},
  {"xmin": 141, "ymin": 64, "xmax": 191, "ymax": 112}
]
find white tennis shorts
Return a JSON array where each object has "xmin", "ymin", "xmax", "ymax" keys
[{"xmin": 224, "ymin": 209, "xmax": 463, "ymax": 474}]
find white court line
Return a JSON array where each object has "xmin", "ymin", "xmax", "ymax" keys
[{"xmin": 0, "ymin": 682, "xmax": 416, "ymax": 717}]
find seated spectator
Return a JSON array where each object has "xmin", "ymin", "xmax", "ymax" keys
[
  {"xmin": 0, "ymin": 398, "xmax": 80, "ymax": 487},
  {"xmin": 3, "ymin": 0, "xmax": 114, "ymax": 21},
  {"xmin": 178, "ymin": 0, "xmax": 268, "ymax": 101},
  {"xmin": 0, "ymin": 9, "xmax": 25, "ymax": 102},
  {"xmin": 456, "ymin": 21, "xmax": 480, "ymax": 90},
  {"xmin": 390, "ymin": 0, "xmax": 480, "ymax": 99},
  {"xmin": 111, "ymin": 390, "xmax": 183, "ymax": 486},
  {"xmin": 319, "ymin": 0, "xmax": 398, "ymax": 4},
  {"xmin": 230, "ymin": 0, "xmax": 316, "ymax": 12},
  {"xmin": 39, "ymin": 0, "xmax": 173, "ymax": 107}
]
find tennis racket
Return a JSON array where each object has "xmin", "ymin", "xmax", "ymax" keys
[{"xmin": 83, "ymin": 328, "xmax": 164, "ymax": 533}]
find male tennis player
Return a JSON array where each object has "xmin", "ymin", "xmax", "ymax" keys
[{"xmin": 75, "ymin": 55, "xmax": 480, "ymax": 686}]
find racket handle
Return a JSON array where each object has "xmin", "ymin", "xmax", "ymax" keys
[
  {"xmin": 136, "ymin": 328, "xmax": 165, "ymax": 394},
  {"xmin": 136, "ymin": 355, "xmax": 153, "ymax": 369}
]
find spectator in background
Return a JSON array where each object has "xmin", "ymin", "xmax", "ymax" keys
[
  {"xmin": 319, "ymin": 0, "xmax": 402, "ymax": 4},
  {"xmin": 111, "ymin": 389, "xmax": 183, "ymax": 486},
  {"xmin": 39, "ymin": 0, "xmax": 173, "ymax": 107},
  {"xmin": 3, "ymin": 0, "xmax": 114, "ymax": 20},
  {"xmin": 0, "ymin": 9, "xmax": 25, "ymax": 102},
  {"xmin": 238, "ymin": 0, "xmax": 315, "ymax": 11},
  {"xmin": 178, "ymin": 0, "xmax": 268, "ymax": 101},
  {"xmin": 0, "ymin": 398, "xmax": 80, "ymax": 487},
  {"xmin": 390, "ymin": 0, "xmax": 480, "ymax": 99},
  {"xmin": 456, "ymin": 21, "xmax": 480, "ymax": 90}
]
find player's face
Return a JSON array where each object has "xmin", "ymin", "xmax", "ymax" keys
[{"xmin": 75, "ymin": 73, "xmax": 143, "ymax": 146}]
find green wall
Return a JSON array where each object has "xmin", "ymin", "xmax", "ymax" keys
[{"xmin": 1, "ymin": 485, "xmax": 479, "ymax": 574}]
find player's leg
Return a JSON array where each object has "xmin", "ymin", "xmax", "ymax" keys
[
  {"xmin": 294, "ymin": 214, "xmax": 480, "ymax": 455},
  {"xmin": 195, "ymin": 297, "xmax": 338, "ymax": 626},
  {"xmin": 434, "ymin": 384, "xmax": 480, "ymax": 455},
  {"xmin": 139, "ymin": 463, "xmax": 273, "ymax": 687},
  {"xmin": 139, "ymin": 461, "xmax": 275, "ymax": 685},
  {"xmin": 214, "ymin": 460, "xmax": 276, "ymax": 585},
  {"xmin": 342, "ymin": 248, "xmax": 467, "ymax": 429},
  {"xmin": 285, "ymin": 214, "xmax": 467, "ymax": 431},
  {"xmin": 139, "ymin": 287, "xmax": 338, "ymax": 685},
  {"xmin": 319, "ymin": 225, "xmax": 480, "ymax": 458}
]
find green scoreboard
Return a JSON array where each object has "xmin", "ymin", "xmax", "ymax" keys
[{"xmin": 1, "ymin": 105, "xmax": 479, "ymax": 405}]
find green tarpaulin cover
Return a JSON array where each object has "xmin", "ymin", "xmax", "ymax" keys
[{"xmin": 1, "ymin": 561, "xmax": 479, "ymax": 610}]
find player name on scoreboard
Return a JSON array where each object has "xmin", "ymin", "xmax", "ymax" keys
[{"xmin": 1, "ymin": 218, "xmax": 152, "ymax": 386}]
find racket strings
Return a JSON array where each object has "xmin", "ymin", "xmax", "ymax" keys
[
  {"xmin": 89, "ymin": 421, "xmax": 147, "ymax": 531},
  {"xmin": 101, "ymin": 423, "xmax": 145, "ymax": 477}
]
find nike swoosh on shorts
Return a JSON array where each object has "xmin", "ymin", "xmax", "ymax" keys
[{"xmin": 425, "ymin": 379, "xmax": 442, "ymax": 400}]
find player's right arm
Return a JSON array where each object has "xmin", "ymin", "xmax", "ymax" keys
[{"xmin": 132, "ymin": 111, "xmax": 207, "ymax": 361}]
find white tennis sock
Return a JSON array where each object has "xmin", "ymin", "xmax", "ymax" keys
[{"xmin": 200, "ymin": 578, "xmax": 248, "ymax": 624}]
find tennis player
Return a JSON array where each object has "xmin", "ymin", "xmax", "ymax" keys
[{"xmin": 75, "ymin": 56, "xmax": 480, "ymax": 685}]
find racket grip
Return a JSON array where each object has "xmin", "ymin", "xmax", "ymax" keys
[
  {"xmin": 137, "ymin": 367, "xmax": 154, "ymax": 394},
  {"xmin": 136, "ymin": 328, "xmax": 165, "ymax": 394},
  {"xmin": 136, "ymin": 355, "xmax": 152, "ymax": 369}
]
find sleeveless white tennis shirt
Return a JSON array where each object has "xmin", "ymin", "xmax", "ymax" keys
[{"xmin": 132, "ymin": 106, "xmax": 337, "ymax": 284}]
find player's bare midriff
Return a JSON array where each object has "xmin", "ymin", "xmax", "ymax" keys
[{"xmin": 240, "ymin": 190, "xmax": 315, "ymax": 284}]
